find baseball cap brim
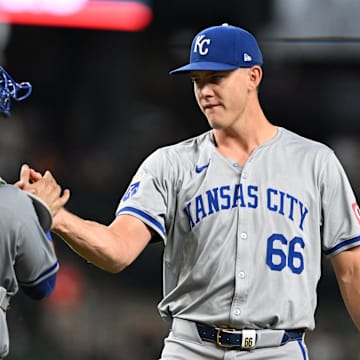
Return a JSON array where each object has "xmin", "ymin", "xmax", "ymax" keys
[
  {"xmin": 169, "ymin": 62, "xmax": 239, "ymax": 75},
  {"xmin": 26, "ymin": 192, "xmax": 52, "ymax": 232}
]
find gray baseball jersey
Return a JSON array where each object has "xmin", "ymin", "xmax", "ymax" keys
[
  {"xmin": 116, "ymin": 127, "xmax": 360, "ymax": 331},
  {"xmin": 0, "ymin": 184, "xmax": 59, "ymax": 358}
]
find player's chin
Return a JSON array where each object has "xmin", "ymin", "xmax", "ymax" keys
[
  {"xmin": 204, "ymin": 113, "xmax": 219, "ymax": 127},
  {"xmin": 204, "ymin": 110, "xmax": 228, "ymax": 129},
  {"xmin": 207, "ymin": 118, "xmax": 227, "ymax": 130},
  {"xmin": 208, "ymin": 123, "xmax": 222, "ymax": 130}
]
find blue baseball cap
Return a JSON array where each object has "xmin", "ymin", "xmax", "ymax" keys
[{"xmin": 169, "ymin": 23, "xmax": 263, "ymax": 75}]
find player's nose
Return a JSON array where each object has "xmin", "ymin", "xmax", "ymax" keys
[{"xmin": 196, "ymin": 81, "xmax": 215, "ymax": 99}]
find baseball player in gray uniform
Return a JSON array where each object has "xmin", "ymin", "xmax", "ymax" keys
[
  {"xmin": 0, "ymin": 66, "xmax": 69, "ymax": 359},
  {"xmin": 19, "ymin": 24, "xmax": 360, "ymax": 359}
]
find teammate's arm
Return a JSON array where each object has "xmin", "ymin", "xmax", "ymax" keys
[
  {"xmin": 331, "ymin": 246, "xmax": 360, "ymax": 331},
  {"xmin": 49, "ymin": 208, "xmax": 153, "ymax": 273},
  {"xmin": 21, "ymin": 274, "xmax": 56, "ymax": 300},
  {"xmin": 17, "ymin": 164, "xmax": 154, "ymax": 273}
]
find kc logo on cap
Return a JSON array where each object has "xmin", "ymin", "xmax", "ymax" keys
[
  {"xmin": 193, "ymin": 34, "xmax": 211, "ymax": 56},
  {"xmin": 169, "ymin": 23, "xmax": 263, "ymax": 74}
]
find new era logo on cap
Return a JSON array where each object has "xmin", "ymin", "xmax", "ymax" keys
[
  {"xmin": 243, "ymin": 53, "xmax": 252, "ymax": 62},
  {"xmin": 169, "ymin": 23, "xmax": 263, "ymax": 74}
]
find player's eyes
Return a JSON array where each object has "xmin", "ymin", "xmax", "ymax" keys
[
  {"xmin": 209, "ymin": 75, "xmax": 223, "ymax": 83},
  {"xmin": 211, "ymin": 72, "xmax": 231, "ymax": 82},
  {"xmin": 191, "ymin": 73, "xmax": 228, "ymax": 86}
]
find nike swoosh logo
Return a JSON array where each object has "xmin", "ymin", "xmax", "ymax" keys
[{"xmin": 195, "ymin": 161, "xmax": 210, "ymax": 173}]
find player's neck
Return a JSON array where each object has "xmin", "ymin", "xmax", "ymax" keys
[{"xmin": 212, "ymin": 117, "xmax": 278, "ymax": 165}]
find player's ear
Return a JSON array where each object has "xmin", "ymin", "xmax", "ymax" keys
[{"xmin": 248, "ymin": 66, "xmax": 262, "ymax": 90}]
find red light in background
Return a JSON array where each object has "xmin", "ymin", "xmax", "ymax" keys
[
  {"xmin": 0, "ymin": 0, "xmax": 153, "ymax": 31},
  {"xmin": 45, "ymin": 263, "xmax": 86, "ymax": 310}
]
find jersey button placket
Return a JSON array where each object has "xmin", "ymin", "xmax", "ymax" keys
[
  {"xmin": 230, "ymin": 167, "xmax": 251, "ymax": 324},
  {"xmin": 233, "ymin": 308, "xmax": 241, "ymax": 317}
]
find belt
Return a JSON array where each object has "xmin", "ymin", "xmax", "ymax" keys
[{"xmin": 196, "ymin": 322, "xmax": 304, "ymax": 350}]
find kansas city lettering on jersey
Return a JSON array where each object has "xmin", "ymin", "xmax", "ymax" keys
[{"xmin": 183, "ymin": 184, "xmax": 309, "ymax": 231}]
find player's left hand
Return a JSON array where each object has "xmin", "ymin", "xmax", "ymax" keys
[{"xmin": 15, "ymin": 164, "xmax": 71, "ymax": 218}]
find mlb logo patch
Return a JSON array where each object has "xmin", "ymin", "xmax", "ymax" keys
[{"xmin": 352, "ymin": 202, "xmax": 360, "ymax": 224}]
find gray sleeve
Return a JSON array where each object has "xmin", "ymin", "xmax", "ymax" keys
[
  {"xmin": 115, "ymin": 149, "xmax": 176, "ymax": 241},
  {"xmin": 321, "ymin": 152, "xmax": 360, "ymax": 256},
  {"xmin": 0, "ymin": 185, "xmax": 58, "ymax": 293}
]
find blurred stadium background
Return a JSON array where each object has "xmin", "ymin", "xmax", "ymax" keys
[{"xmin": 0, "ymin": 0, "xmax": 359, "ymax": 359}]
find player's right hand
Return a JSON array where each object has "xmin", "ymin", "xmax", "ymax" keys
[{"xmin": 15, "ymin": 164, "xmax": 71, "ymax": 218}]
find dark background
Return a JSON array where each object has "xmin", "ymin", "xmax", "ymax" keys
[{"xmin": 1, "ymin": 1, "xmax": 359, "ymax": 359}]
